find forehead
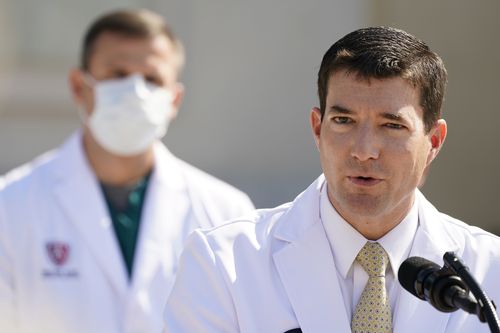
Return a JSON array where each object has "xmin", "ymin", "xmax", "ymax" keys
[
  {"xmin": 88, "ymin": 32, "xmax": 178, "ymax": 71},
  {"xmin": 326, "ymin": 69, "xmax": 422, "ymax": 116}
]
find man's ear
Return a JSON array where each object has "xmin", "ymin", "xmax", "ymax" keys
[
  {"xmin": 310, "ymin": 107, "xmax": 322, "ymax": 150},
  {"xmin": 68, "ymin": 68, "xmax": 86, "ymax": 105},
  {"xmin": 426, "ymin": 119, "xmax": 447, "ymax": 165},
  {"xmin": 169, "ymin": 82, "xmax": 184, "ymax": 120}
]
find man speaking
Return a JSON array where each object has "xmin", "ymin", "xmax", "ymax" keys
[{"xmin": 164, "ymin": 27, "xmax": 500, "ymax": 332}]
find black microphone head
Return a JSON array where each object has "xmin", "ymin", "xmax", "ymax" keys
[{"xmin": 398, "ymin": 256, "xmax": 440, "ymax": 299}]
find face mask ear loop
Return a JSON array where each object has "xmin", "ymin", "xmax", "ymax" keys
[
  {"xmin": 76, "ymin": 105, "xmax": 89, "ymax": 124},
  {"xmin": 76, "ymin": 72, "xmax": 98, "ymax": 124}
]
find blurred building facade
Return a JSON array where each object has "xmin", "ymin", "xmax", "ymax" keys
[{"xmin": 0, "ymin": 0, "xmax": 499, "ymax": 234}]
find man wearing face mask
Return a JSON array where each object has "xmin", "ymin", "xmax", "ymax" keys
[{"xmin": 0, "ymin": 9, "xmax": 254, "ymax": 333}]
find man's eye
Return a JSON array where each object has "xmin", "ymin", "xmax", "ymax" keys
[
  {"xmin": 112, "ymin": 70, "xmax": 129, "ymax": 79},
  {"xmin": 333, "ymin": 116, "xmax": 352, "ymax": 124},
  {"xmin": 145, "ymin": 76, "xmax": 162, "ymax": 85},
  {"xmin": 385, "ymin": 123, "xmax": 404, "ymax": 129}
]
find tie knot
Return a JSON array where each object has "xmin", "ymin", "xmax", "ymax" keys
[{"xmin": 356, "ymin": 242, "xmax": 390, "ymax": 277}]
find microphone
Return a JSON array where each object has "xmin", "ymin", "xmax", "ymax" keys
[
  {"xmin": 399, "ymin": 254, "xmax": 500, "ymax": 332},
  {"xmin": 398, "ymin": 256, "xmax": 478, "ymax": 314}
]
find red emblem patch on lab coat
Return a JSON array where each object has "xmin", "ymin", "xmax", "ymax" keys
[{"xmin": 46, "ymin": 242, "xmax": 70, "ymax": 266}]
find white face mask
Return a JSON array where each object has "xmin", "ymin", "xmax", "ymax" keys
[{"xmin": 84, "ymin": 74, "xmax": 174, "ymax": 156}]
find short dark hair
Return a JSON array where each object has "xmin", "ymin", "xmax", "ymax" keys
[
  {"xmin": 80, "ymin": 9, "xmax": 185, "ymax": 72},
  {"xmin": 317, "ymin": 26, "xmax": 447, "ymax": 132}
]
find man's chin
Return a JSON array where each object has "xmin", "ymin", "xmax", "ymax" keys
[{"xmin": 336, "ymin": 193, "xmax": 386, "ymax": 217}]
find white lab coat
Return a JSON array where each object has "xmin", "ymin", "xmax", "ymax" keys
[
  {"xmin": 0, "ymin": 132, "xmax": 254, "ymax": 333},
  {"xmin": 164, "ymin": 175, "xmax": 500, "ymax": 333}
]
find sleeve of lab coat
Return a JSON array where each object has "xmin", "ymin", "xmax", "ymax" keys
[
  {"xmin": 163, "ymin": 229, "xmax": 240, "ymax": 333},
  {"xmin": 0, "ymin": 196, "xmax": 19, "ymax": 332}
]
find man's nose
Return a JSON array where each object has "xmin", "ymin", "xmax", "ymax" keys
[{"xmin": 350, "ymin": 126, "xmax": 380, "ymax": 161}]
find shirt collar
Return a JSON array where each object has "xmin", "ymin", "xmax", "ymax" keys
[{"xmin": 320, "ymin": 182, "xmax": 419, "ymax": 278}]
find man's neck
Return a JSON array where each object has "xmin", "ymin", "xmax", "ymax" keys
[{"xmin": 82, "ymin": 129, "xmax": 155, "ymax": 186}]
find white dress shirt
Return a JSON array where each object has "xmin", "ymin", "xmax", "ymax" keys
[{"xmin": 319, "ymin": 182, "xmax": 419, "ymax": 320}]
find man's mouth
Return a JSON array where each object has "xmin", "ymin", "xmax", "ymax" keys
[{"xmin": 348, "ymin": 176, "xmax": 382, "ymax": 186}]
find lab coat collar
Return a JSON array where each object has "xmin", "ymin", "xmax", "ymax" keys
[
  {"xmin": 50, "ymin": 131, "xmax": 129, "ymax": 299},
  {"xmin": 272, "ymin": 175, "xmax": 352, "ymax": 332},
  {"xmin": 273, "ymin": 174, "xmax": 325, "ymax": 242},
  {"xmin": 130, "ymin": 142, "xmax": 191, "ymax": 295}
]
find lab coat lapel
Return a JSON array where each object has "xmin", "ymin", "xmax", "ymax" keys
[
  {"xmin": 51, "ymin": 133, "xmax": 128, "ymax": 298},
  {"xmin": 273, "ymin": 176, "xmax": 351, "ymax": 333},
  {"xmin": 131, "ymin": 143, "xmax": 190, "ymax": 294},
  {"xmin": 392, "ymin": 190, "xmax": 460, "ymax": 333}
]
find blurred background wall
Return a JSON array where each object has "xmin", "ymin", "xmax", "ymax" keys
[{"xmin": 0, "ymin": 0, "xmax": 498, "ymax": 235}]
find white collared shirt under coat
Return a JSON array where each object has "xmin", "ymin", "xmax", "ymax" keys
[
  {"xmin": 164, "ymin": 175, "xmax": 500, "ymax": 333},
  {"xmin": 0, "ymin": 131, "xmax": 254, "ymax": 333},
  {"xmin": 320, "ymin": 181, "xmax": 419, "ymax": 320}
]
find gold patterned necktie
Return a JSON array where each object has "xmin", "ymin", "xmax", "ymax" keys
[{"xmin": 351, "ymin": 242, "xmax": 392, "ymax": 333}]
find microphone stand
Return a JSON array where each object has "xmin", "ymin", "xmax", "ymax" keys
[{"xmin": 443, "ymin": 252, "xmax": 500, "ymax": 333}]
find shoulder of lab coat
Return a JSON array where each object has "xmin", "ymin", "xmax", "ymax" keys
[{"xmin": 164, "ymin": 176, "xmax": 500, "ymax": 333}]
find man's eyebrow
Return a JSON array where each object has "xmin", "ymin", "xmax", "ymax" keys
[
  {"xmin": 381, "ymin": 112, "xmax": 404, "ymax": 121},
  {"xmin": 329, "ymin": 105, "xmax": 353, "ymax": 114}
]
